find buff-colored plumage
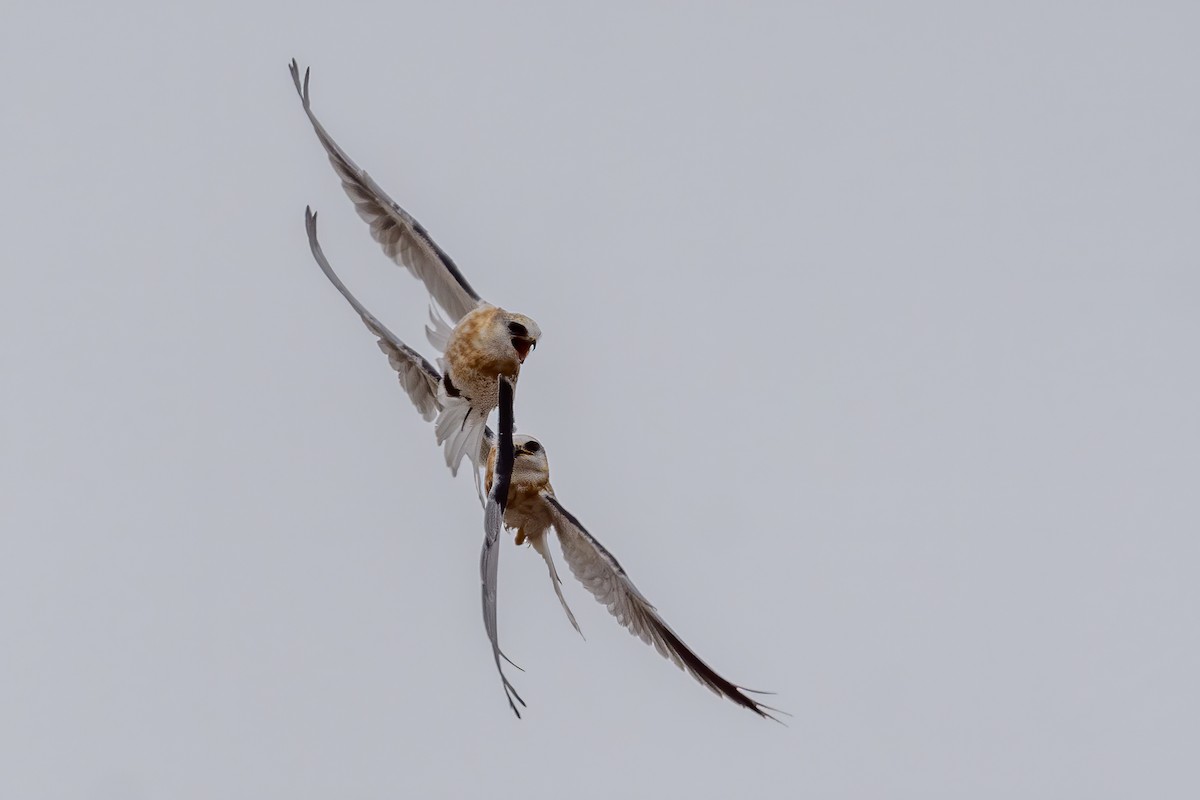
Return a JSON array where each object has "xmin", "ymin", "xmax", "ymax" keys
[
  {"xmin": 485, "ymin": 437, "xmax": 555, "ymax": 545},
  {"xmin": 437, "ymin": 306, "xmax": 540, "ymax": 487}
]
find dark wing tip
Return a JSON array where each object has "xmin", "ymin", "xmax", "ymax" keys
[
  {"xmin": 732, "ymin": 689, "xmax": 789, "ymax": 723},
  {"xmin": 723, "ymin": 683, "xmax": 789, "ymax": 723},
  {"xmin": 652, "ymin": 622, "xmax": 788, "ymax": 723},
  {"xmin": 288, "ymin": 58, "xmax": 301, "ymax": 94},
  {"xmin": 507, "ymin": 693, "xmax": 525, "ymax": 719},
  {"xmin": 744, "ymin": 695, "xmax": 791, "ymax": 724},
  {"xmin": 288, "ymin": 58, "xmax": 311, "ymax": 106}
]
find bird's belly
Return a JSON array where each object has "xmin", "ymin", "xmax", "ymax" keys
[{"xmin": 504, "ymin": 489, "xmax": 551, "ymax": 537}]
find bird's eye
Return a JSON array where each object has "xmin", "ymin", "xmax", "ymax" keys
[
  {"xmin": 507, "ymin": 321, "xmax": 529, "ymax": 337},
  {"xmin": 524, "ymin": 440, "xmax": 541, "ymax": 453}
]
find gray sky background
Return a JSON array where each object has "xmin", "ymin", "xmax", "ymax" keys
[{"xmin": 3, "ymin": 2, "xmax": 1198, "ymax": 798}]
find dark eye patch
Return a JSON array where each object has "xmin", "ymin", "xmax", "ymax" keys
[
  {"xmin": 524, "ymin": 440, "xmax": 541, "ymax": 453},
  {"xmin": 507, "ymin": 321, "xmax": 529, "ymax": 337}
]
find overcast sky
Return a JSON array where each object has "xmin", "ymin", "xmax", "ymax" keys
[{"xmin": 3, "ymin": 2, "xmax": 1198, "ymax": 798}]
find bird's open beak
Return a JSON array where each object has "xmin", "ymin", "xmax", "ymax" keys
[{"xmin": 512, "ymin": 337, "xmax": 536, "ymax": 363}]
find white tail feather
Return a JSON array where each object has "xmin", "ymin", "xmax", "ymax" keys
[{"xmin": 435, "ymin": 395, "xmax": 488, "ymax": 478}]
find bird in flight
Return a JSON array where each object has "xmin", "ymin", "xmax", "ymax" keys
[
  {"xmin": 289, "ymin": 60, "xmax": 540, "ymax": 490},
  {"xmin": 304, "ymin": 212, "xmax": 780, "ymax": 721},
  {"xmin": 484, "ymin": 435, "xmax": 783, "ymax": 721}
]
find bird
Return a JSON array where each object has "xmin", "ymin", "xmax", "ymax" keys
[
  {"xmin": 484, "ymin": 435, "xmax": 783, "ymax": 721},
  {"xmin": 304, "ymin": 213, "xmax": 780, "ymax": 721},
  {"xmin": 289, "ymin": 59, "xmax": 540, "ymax": 489}
]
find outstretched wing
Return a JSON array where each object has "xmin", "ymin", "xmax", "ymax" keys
[
  {"xmin": 481, "ymin": 375, "xmax": 524, "ymax": 717},
  {"xmin": 544, "ymin": 494, "xmax": 783, "ymax": 721},
  {"xmin": 290, "ymin": 60, "xmax": 483, "ymax": 322},
  {"xmin": 305, "ymin": 208, "xmax": 440, "ymax": 421},
  {"xmin": 304, "ymin": 208, "xmax": 495, "ymax": 462}
]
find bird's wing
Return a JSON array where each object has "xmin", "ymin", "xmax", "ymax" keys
[
  {"xmin": 289, "ymin": 60, "xmax": 483, "ymax": 322},
  {"xmin": 305, "ymin": 208, "xmax": 497, "ymax": 455},
  {"xmin": 529, "ymin": 533, "xmax": 584, "ymax": 638},
  {"xmin": 480, "ymin": 375, "xmax": 524, "ymax": 717},
  {"xmin": 424, "ymin": 303, "xmax": 454, "ymax": 355},
  {"xmin": 305, "ymin": 208, "xmax": 440, "ymax": 421},
  {"xmin": 544, "ymin": 494, "xmax": 783, "ymax": 721}
]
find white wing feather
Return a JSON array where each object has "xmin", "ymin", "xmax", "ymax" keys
[{"xmin": 425, "ymin": 303, "xmax": 454, "ymax": 355}]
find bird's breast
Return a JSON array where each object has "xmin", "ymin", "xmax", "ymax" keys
[
  {"xmin": 445, "ymin": 307, "xmax": 521, "ymax": 383},
  {"xmin": 503, "ymin": 485, "xmax": 552, "ymax": 534}
]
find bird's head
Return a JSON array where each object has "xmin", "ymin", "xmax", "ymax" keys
[
  {"xmin": 500, "ymin": 312, "xmax": 541, "ymax": 365},
  {"xmin": 510, "ymin": 435, "xmax": 550, "ymax": 486}
]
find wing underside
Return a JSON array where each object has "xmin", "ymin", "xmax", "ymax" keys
[
  {"xmin": 290, "ymin": 60, "xmax": 482, "ymax": 322},
  {"xmin": 545, "ymin": 495, "xmax": 783, "ymax": 721}
]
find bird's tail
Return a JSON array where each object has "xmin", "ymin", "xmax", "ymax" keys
[{"xmin": 435, "ymin": 396, "xmax": 488, "ymax": 482}]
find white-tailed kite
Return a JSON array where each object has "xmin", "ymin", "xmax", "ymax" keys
[
  {"xmin": 485, "ymin": 436, "xmax": 783, "ymax": 721},
  {"xmin": 304, "ymin": 214, "xmax": 779, "ymax": 721},
  {"xmin": 289, "ymin": 60, "xmax": 539, "ymax": 487}
]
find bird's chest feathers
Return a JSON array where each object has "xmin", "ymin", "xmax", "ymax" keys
[
  {"xmin": 504, "ymin": 484, "xmax": 552, "ymax": 540},
  {"xmin": 446, "ymin": 309, "xmax": 520, "ymax": 385}
]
